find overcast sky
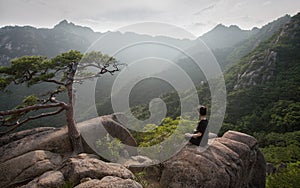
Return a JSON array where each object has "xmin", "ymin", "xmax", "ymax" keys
[{"xmin": 0, "ymin": 0, "xmax": 299, "ymax": 37}]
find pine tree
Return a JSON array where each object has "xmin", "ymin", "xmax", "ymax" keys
[{"xmin": 0, "ymin": 50, "xmax": 120, "ymax": 153}]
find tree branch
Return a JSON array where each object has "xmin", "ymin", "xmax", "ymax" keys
[
  {"xmin": 0, "ymin": 103, "xmax": 66, "ymax": 116},
  {"xmin": 100, "ymin": 65, "xmax": 119, "ymax": 75},
  {"xmin": 44, "ymin": 79, "xmax": 65, "ymax": 86},
  {"xmin": 78, "ymin": 63, "xmax": 101, "ymax": 70},
  {"xmin": 0, "ymin": 107, "xmax": 65, "ymax": 136},
  {"xmin": 74, "ymin": 63, "xmax": 120, "ymax": 82},
  {"xmin": 40, "ymin": 88, "xmax": 65, "ymax": 104}
]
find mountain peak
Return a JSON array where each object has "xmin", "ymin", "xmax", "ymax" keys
[
  {"xmin": 54, "ymin": 20, "xmax": 76, "ymax": 29},
  {"xmin": 53, "ymin": 20, "xmax": 94, "ymax": 33},
  {"xmin": 214, "ymin": 23, "xmax": 226, "ymax": 30},
  {"xmin": 213, "ymin": 24, "xmax": 242, "ymax": 31},
  {"xmin": 200, "ymin": 23, "xmax": 255, "ymax": 49},
  {"xmin": 229, "ymin": 25, "xmax": 242, "ymax": 30}
]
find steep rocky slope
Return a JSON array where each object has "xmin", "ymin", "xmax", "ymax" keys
[{"xmin": 223, "ymin": 12, "xmax": 300, "ymax": 132}]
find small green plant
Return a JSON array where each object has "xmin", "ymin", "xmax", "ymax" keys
[
  {"xmin": 95, "ymin": 134, "xmax": 124, "ymax": 162},
  {"xmin": 134, "ymin": 171, "xmax": 149, "ymax": 187},
  {"xmin": 60, "ymin": 181, "xmax": 74, "ymax": 188}
]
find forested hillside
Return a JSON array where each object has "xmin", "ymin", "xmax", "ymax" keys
[
  {"xmin": 223, "ymin": 13, "xmax": 300, "ymax": 187},
  {"xmin": 128, "ymin": 13, "xmax": 300, "ymax": 187},
  {"xmin": 223, "ymin": 12, "xmax": 300, "ymax": 134}
]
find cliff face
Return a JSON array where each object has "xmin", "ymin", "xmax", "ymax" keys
[
  {"xmin": 0, "ymin": 115, "xmax": 266, "ymax": 188},
  {"xmin": 227, "ymin": 13, "xmax": 299, "ymax": 90}
]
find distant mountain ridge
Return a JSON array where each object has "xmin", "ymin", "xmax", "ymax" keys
[
  {"xmin": 200, "ymin": 24, "xmax": 258, "ymax": 49},
  {"xmin": 0, "ymin": 19, "xmax": 107, "ymax": 65},
  {"xmin": 226, "ymin": 14, "xmax": 291, "ymax": 67},
  {"xmin": 0, "ymin": 20, "xmax": 197, "ymax": 66},
  {"xmin": 0, "ymin": 15, "xmax": 291, "ymax": 67}
]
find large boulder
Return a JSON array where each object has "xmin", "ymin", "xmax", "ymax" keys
[
  {"xmin": 144, "ymin": 131, "xmax": 266, "ymax": 188},
  {"xmin": 0, "ymin": 150, "xmax": 62, "ymax": 188},
  {"xmin": 0, "ymin": 127, "xmax": 71, "ymax": 163},
  {"xmin": 75, "ymin": 176, "xmax": 143, "ymax": 188},
  {"xmin": 124, "ymin": 155, "xmax": 157, "ymax": 173},
  {"xmin": 60, "ymin": 153, "xmax": 135, "ymax": 185},
  {"xmin": 0, "ymin": 127, "xmax": 56, "ymax": 147},
  {"xmin": 0, "ymin": 114, "xmax": 137, "ymax": 163},
  {"xmin": 20, "ymin": 171, "xmax": 65, "ymax": 188},
  {"xmin": 78, "ymin": 113, "xmax": 138, "ymax": 158}
]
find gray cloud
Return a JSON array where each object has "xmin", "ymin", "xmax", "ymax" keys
[
  {"xmin": 241, "ymin": 16, "xmax": 263, "ymax": 23},
  {"xmin": 194, "ymin": 22, "xmax": 206, "ymax": 27},
  {"xmin": 194, "ymin": 4, "xmax": 215, "ymax": 15},
  {"xmin": 1, "ymin": 0, "xmax": 299, "ymax": 36},
  {"xmin": 96, "ymin": 8, "xmax": 162, "ymax": 22},
  {"xmin": 262, "ymin": 1, "xmax": 271, "ymax": 6}
]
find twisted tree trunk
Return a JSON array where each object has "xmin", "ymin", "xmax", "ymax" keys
[{"xmin": 65, "ymin": 82, "xmax": 84, "ymax": 154}]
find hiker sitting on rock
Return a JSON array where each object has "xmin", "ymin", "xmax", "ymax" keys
[{"xmin": 185, "ymin": 105, "xmax": 208, "ymax": 147}]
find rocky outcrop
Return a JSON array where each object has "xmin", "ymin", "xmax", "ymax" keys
[
  {"xmin": 0, "ymin": 114, "xmax": 137, "ymax": 163},
  {"xmin": 75, "ymin": 176, "xmax": 143, "ymax": 188},
  {"xmin": 78, "ymin": 113, "xmax": 138, "ymax": 158},
  {"xmin": 0, "ymin": 127, "xmax": 71, "ymax": 163},
  {"xmin": 144, "ymin": 131, "xmax": 266, "ymax": 188},
  {"xmin": 61, "ymin": 153, "xmax": 134, "ymax": 185},
  {"xmin": 0, "ymin": 114, "xmax": 266, "ymax": 188},
  {"xmin": 124, "ymin": 155, "xmax": 157, "ymax": 173},
  {"xmin": 0, "ymin": 151, "xmax": 142, "ymax": 188},
  {"xmin": 235, "ymin": 49, "xmax": 277, "ymax": 89},
  {"xmin": 0, "ymin": 127, "xmax": 56, "ymax": 147},
  {"xmin": 0, "ymin": 114, "xmax": 140, "ymax": 188},
  {"xmin": 20, "ymin": 171, "xmax": 65, "ymax": 188},
  {"xmin": 0, "ymin": 150, "xmax": 62, "ymax": 188}
]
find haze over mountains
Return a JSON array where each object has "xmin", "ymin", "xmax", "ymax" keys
[
  {"xmin": 0, "ymin": 13, "xmax": 295, "ymax": 126},
  {"xmin": 0, "ymin": 14, "xmax": 291, "ymax": 67},
  {"xmin": 1, "ymin": 12, "xmax": 300, "ymax": 187}
]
